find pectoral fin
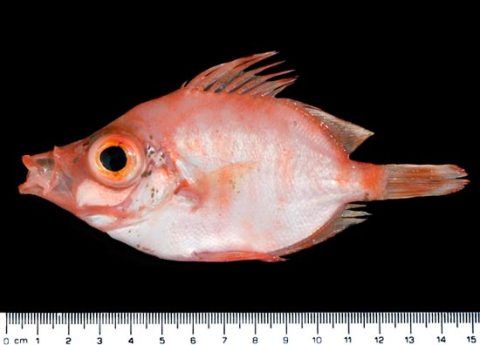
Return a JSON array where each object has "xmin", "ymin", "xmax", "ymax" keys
[{"xmin": 174, "ymin": 161, "xmax": 256, "ymax": 211}]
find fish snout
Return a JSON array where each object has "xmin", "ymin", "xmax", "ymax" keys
[{"xmin": 19, "ymin": 151, "xmax": 58, "ymax": 196}]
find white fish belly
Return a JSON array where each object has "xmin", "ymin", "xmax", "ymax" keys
[{"xmin": 108, "ymin": 129, "xmax": 359, "ymax": 260}]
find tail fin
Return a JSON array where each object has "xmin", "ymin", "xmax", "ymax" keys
[{"xmin": 381, "ymin": 164, "xmax": 468, "ymax": 200}]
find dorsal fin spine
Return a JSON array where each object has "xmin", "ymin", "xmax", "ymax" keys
[
  {"xmin": 224, "ymin": 61, "xmax": 286, "ymax": 92},
  {"xmin": 184, "ymin": 53, "xmax": 371, "ymax": 152},
  {"xmin": 185, "ymin": 52, "xmax": 295, "ymax": 97}
]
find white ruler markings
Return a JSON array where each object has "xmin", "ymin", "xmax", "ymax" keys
[{"xmin": 0, "ymin": 312, "xmax": 478, "ymax": 344}]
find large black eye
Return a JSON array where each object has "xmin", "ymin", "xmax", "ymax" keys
[{"xmin": 100, "ymin": 146, "xmax": 127, "ymax": 172}]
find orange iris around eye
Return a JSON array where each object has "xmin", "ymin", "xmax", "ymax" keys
[{"xmin": 88, "ymin": 133, "xmax": 144, "ymax": 188}]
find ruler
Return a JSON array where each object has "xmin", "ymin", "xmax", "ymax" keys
[{"xmin": 1, "ymin": 312, "xmax": 478, "ymax": 344}]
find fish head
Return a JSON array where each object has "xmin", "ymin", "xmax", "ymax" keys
[{"xmin": 19, "ymin": 127, "xmax": 179, "ymax": 231}]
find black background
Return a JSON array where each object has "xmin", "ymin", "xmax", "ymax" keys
[{"xmin": 3, "ymin": 7, "xmax": 478, "ymax": 312}]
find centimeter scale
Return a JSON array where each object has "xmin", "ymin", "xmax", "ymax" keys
[{"xmin": 1, "ymin": 312, "xmax": 478, "ymax": 344}]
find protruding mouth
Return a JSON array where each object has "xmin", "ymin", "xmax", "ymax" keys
[{"xmin": 19, "ymin": 152, "xmax": 57, "ymax": 196}]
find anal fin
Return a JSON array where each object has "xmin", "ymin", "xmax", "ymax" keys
[
  {"xmin": 271, "ymin": 204, "xmax": 369, "ymax": 257},
  {"xmin": 193, "ymin": 251, "xmax": 285, "ymax": 262}
]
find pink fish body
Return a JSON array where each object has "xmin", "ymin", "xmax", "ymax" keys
[{"xmin": 19, "ymin": 52, "xmax": 468, "ymax": 262}]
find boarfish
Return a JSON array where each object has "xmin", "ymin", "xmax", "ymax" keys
[{"xmin": 19, "ymin": 52, "xmax": 468, "ymax": 262}]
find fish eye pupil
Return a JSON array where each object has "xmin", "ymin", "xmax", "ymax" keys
[{"xmin": 100, "ymin": 146, "xmax": 127, "ymax": 172}]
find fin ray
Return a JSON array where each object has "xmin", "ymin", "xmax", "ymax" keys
[
  {"xmin": 193, "ymin": 251, "xmax": 284, "ymax": 262},
  {"xmin": 380, "ymin": 164, "xmax": 468, "ymax": 199},
  {"xmin": 185, "ymin": 52, "xmax": 296, "ymax": 97},
  {"xmin": 271, "ymin": 204, "xmax": 368, "ymax": 257},
  {"xmin": 291, "ymin": 101, "xmax": 374, "ymax": 153}
]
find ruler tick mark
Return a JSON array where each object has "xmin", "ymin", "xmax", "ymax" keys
[{"xmin": 3, "ymin": 312, "xmax": 479, "ymax": 341}]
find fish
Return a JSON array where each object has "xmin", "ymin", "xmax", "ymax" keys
[{"xmin": 19, "ymin": 52, "xmax": 468, "ymax": 262}]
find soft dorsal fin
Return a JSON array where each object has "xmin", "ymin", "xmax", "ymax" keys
[
  {"xmin": 184, "ymin": 52, "xmax": 296, "ymax": 97},
  {"xmin": 293, "ymin": 101, "xmax": 374, "ymax": 154}
]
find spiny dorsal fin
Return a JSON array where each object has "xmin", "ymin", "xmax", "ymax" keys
[
  {"xmin": 294, "ymin": 102, "xmax": 374, "ymax": 154},
  {"xmin": 184, "ymin": 52, "xmax": 296, "ymax": 97},
  {"xmin": 271, "ymin": 204, "xmax": 369, "ymax": 257}
]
